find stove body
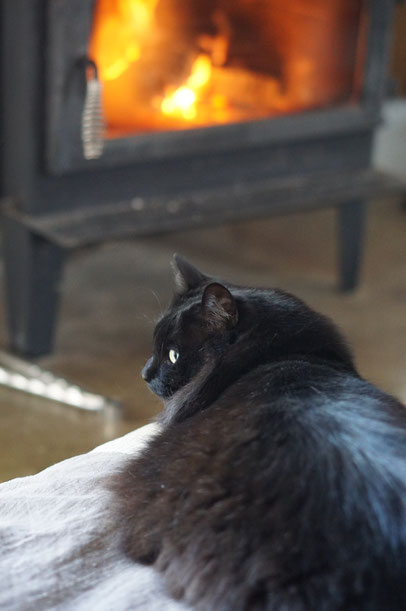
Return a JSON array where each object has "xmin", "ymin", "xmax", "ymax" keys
[{"xmin": 0, "ymin": 0, "xmax": 398, "ymax": 355}]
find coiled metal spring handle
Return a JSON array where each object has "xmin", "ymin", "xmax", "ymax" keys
[{"xmin": 81, "ymin": 58, "xmax": 104, "ymax": 160}]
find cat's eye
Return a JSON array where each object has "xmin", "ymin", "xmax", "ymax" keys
[{"xmin": 169, "ymin": 349, "xmax": 179, "ymax": 364}]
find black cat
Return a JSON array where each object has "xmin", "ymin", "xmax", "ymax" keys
[{"xmin": 114, "ymin": 255, "xmax": 406, "ymax": 610}]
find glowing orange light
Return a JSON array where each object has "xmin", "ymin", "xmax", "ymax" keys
[
  {"xmin": 89, "ymin": 0, "xmax": 157, "ymax": 82},
  {"xmin": 88, "ymin": 0, "xmax": 360, "ymax": 135},
  {"xmin": 161, "ymin": 55, "xmax": 212, "ymax": 121}
]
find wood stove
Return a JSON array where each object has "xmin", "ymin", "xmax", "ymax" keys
[{"xmin": 0, "ymin": 0, "xmax": 402, "ymax": 356}]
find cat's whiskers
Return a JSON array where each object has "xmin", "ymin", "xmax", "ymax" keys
[
  {"xmin": 148, "ymin": 288, "xmax": 164, "ymax": 317},
  {"xmin": 131, "ymin": 286, "xmax": 165, "ymax": 320}
]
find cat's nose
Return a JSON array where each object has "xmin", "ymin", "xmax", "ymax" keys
[{"xmin": 142, "ymin": 357, "xmax": 155, "ymax": 382}]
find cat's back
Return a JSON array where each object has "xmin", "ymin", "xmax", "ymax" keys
[
  {"xmin": 207, "ymin": 357, "xmax": 406, "ymax": 449},
  {"xmin": 136, "ymin": 357, "xmax": 406, "ymax": 514},
  {"xmin": 120, "ymin": 359, "xmax": 406, "ymax": 611},
  {"xmin": 208, "ymin": 358, "xmax": 406, "ymax": 496}
]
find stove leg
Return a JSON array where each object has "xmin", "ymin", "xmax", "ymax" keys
[
  {"xmin": 2, "ymin": 216, "xmax": 65, "ymax": 356},
  {"xmin": 337, "ymin": 200, "xmax": 367, "ymax": 292}
]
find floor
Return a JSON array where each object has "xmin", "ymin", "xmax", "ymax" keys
[{"xmin": 0, "ymin": 197, "xmax": 405, "ymax": 483}]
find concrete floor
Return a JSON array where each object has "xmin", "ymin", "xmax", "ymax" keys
[{"xmin": 0, "ymin": 197, "xmax": 405, "ymax": 483}]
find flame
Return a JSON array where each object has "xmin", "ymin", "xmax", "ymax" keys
[
  {"xmin": 161, "ymin": 55, "xmax": 212, "ymax": 121},
  {"xmin": 89, "ymin": 0, "xmax": 158, "ymax": 82},
  {"xmin": 88, "ymin": 0, "xmax": 361, "ymax": 135}
]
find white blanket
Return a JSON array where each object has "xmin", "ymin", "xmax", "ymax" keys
[{"xmin": 0, "ymin": 424, "xmax": 188, "ymax": 610}]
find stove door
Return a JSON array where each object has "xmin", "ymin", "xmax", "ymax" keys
[{"xmin": 46, "ymin": 0, "xmax": 384, "ymax": 176}]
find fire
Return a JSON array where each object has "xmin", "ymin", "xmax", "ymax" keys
[
  {"xmin": 89, "ymin": 0, "xmax": 233, "ymax": 132},
  {"xmin": 160, "ymin": 55, "xmax": 212, "ymax": 121},
  {"xmin": 90, "ymin": 0, "xmax": 157, "ymax": 82},
  {"xmin": 88, "ymin": 0, "xmax": 363, "ymax": 136}
]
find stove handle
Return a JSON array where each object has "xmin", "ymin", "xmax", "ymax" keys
[{"xmin": 81, "ymin": 58, "xmax": 105, "ymax": 160}]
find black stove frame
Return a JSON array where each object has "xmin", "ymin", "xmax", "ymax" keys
[{"xmin": 0, "ymin": 0, "xmax": 403, "ymax": 355}]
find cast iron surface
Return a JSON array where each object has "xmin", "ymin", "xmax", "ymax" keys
[
  {"xmin": 0, "ymin": 0, "xmax": 396, "ymax": 217},
  {"xmin": 2, "ymin": 169, "xmax": 404, "ymax": 249}
]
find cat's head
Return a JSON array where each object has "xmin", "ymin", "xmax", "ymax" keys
[
  {"xmin": 142, "ymin": 254, "xmax": 238, "ymax": 399},
  {"xmin": 142, "ymin": 255, "xmax": 355, "ymax": 406}
]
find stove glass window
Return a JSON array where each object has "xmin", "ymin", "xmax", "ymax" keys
[{"xmin": 89, "ymin": 0, "xmax": 366, "ymax": 138}]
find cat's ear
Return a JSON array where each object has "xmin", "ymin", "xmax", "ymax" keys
[
  {"xmin": 172, "ymin": 254, "xmax": 207, "ymax": 294},
  {"xmin": 201, "ymin": 283, "xmax": 238, "ymax": 330}
]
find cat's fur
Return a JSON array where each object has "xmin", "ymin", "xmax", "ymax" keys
[{"xmin": 114, "ymin": 255, "xmax": 406, "ymax": 610}]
